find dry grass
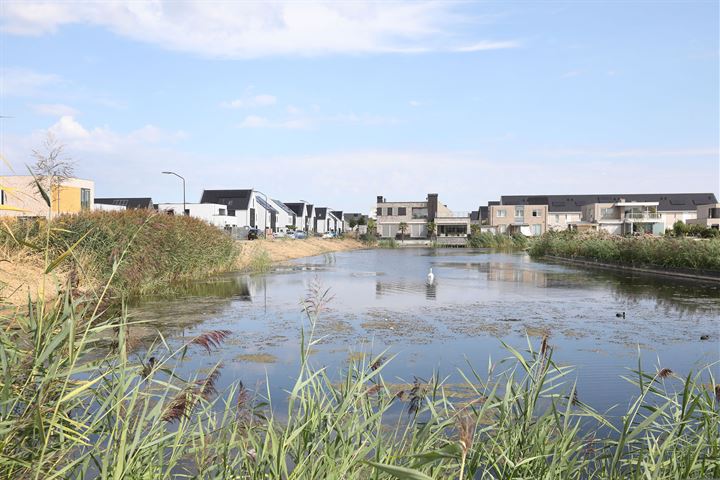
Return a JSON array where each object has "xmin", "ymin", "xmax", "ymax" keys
[
  {"xmin": 0, "ymin": 247, "xmax": 65, "ymax": 307},
  {"xmin": 234, "ymin": 237, "xmax": 365, "ymax": 271}
]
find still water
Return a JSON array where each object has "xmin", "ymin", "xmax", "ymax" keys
[{"xmin": 131, "ymin": 248, "xmax": 720, "ymax": 413}]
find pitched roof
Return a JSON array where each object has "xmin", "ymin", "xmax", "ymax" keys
[
  {"xmin": 500, "ymin": 193, "xmax": 718, "ymax": 212},
  {"xmin": 255, "ymin": 196, "xmax": 278, "ymax": 214},
  {"xmin": 331, "ymin": 210, "xmax": 343, "ymax": 220},
  {"xmin": 272, "ymin": 199, "xmax": 296, "ymax": 216},
  {"xmin": 95, "ymin": 197, "xmax": 153, "ymax": 209},
  {"xmin": 284, "ymin": 202, "xmax": 306, "ymax": 216},
  {"xmin": 315, "ymin": 207, "xmax": 327, "ymax": 219},
  {"xmin": 200, "ymin": 189, "xmax": 252, "ymax": 211},
  {"xmin": 305, "ymin": 204, "xmax": 314, "ymax": 216}
]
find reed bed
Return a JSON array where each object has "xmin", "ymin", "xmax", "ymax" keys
[
  {"xmin": 1, "ymin": 217, "xmax": 718, "ymax": 479},
  {"xmin": 530, "ymin": 230, "xmax": 720, "ymax": 271}
]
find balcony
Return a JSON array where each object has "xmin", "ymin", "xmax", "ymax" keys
[
  {"xmin": 436, "ymin": 211, "xmax": 470, "ymax": 218},
  {"xmin": 624, "ymin": 212, "xmax": 662, "ymax": 221}
]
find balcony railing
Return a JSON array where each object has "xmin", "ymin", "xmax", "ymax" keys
[
  {"xmin": 624, "ymin": 212, "xmax": 662, "ymax": 220},
  {"xmin": 436, "ymin": 211, "xmax": 470, "ymax": 218}
]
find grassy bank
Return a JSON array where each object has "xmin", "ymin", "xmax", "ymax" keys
[
  {"xmin": 529, "ymin": 231, "xmax": 720, "ymax": 271},
  {"xmin": 235, "ymin": 237, "xmax": 365, "ymax": 272},
  {"xmin": 1, "ymin": 210, "xmax": 238, "ymax": 299},
  {"xmin": 1, "ymin": 281, "xmax": 718, "ymax": 479},
  {"xmin": 468, "ymin": 231, "xmax": 529, "ymax": 249}
]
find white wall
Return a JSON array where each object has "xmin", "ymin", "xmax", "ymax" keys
[
  {"xmin": 158, "ymin": 202, "xmax": 241, "ymax": 228},
  {"xmin": 94, "ymin": 203, "xmax": 126, "ymax": 212}
]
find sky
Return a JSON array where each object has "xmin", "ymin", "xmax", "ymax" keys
[{"xmin": 1, "ymin": 1, "xmax": 718, "ymax": 213}]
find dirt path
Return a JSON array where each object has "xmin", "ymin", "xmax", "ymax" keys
[{"xmin": 234, "ymin": 237, "xmax": 365, "ymax": 270}]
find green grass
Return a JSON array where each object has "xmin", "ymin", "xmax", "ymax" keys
[
  {"xmin": 1, "ymin": 220, "xmax": 718, "ymax": 478},
  {"xmin": 530, "ymin": 230, "xmax": 720, "ymax": 271},
  {"xmin": 378, "ymin": 238, "xmax": 398, "ymax": 248},
  {"xmin": 1, "ymin": 210, "xmax": 239, "ymax": 295}
]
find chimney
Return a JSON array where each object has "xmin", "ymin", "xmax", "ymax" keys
[
  {"xmin": 376, "ymin": 195, "xmax": 385, "ymax": 204},
  {"xmin": 427, "ymin": 193, "xmax": 438, "ymax": 221}
]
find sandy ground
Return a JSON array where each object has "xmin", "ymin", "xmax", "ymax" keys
[
  {"xmin": 0, "ymin": 250, "xmax": 66, "ymax": 308},
  {"xmin": 234, "ymin": 237, "xmax": 365, "ymax": 270}
]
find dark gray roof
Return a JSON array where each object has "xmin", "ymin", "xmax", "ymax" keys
[
  {"xmin": 479, "ymin": 206, "xmax": 489, "ymax": 220},
  {"xmin": 343, "ymin": 212, "xmax": 364, "ymax": 221},
  {"xmin": 500, "ymin": 193, "xmax": 718, "ymax": 213},
  {"xmin": 331, "ymin": 210, "xmax": 343, "ymax": 220},
  {"xmin": 470, "ymin": 210, "xmax": 480, "ymax": 221},
  {"xmin": 272, "ymin": 199, "xmax": 296, "ymax": 217},
  {"xmin": 95, "ymin": 197, "xmax": 153, "ymax": 209},
  {"xmin": 284, "ymin": 202, "xmax": 306, "ymax": 216},
  {"xmin": 255, "ymin": 196, "xmax": 278, "ymax": 215},
  {"xmin": 315, "ymin": 207, "xmax": 328, "ymax": 219},
  {"xmin": 200, "ymin": 189, "xmax": 252, "ymax": 212},
  {"xmin": 305, "ymin": 204, "xmax": 314, "ymax": 216}
]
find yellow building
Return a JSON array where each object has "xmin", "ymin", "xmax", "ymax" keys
[{"xmin": 0, "ymin": 175, "xmax": 94, "ymax": 218}]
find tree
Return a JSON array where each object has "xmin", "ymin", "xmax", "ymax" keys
[
  {"xmin": 426, "ymin": 221, "xmax": 436, "ymax": 239},
  {"xmin": 30, "ymin": 133, "xmax": 75, "ymax": 218},
  {"xmin": 357, "ymin": 215, "xmax": 367, "ymax": 226},
  {"xmin": 398, "ymin": 221, "xmax": 408, "ymax": 243},
  {"xmin": 348, "ymin": 218, "xmax": 357, "ymax": 229}
]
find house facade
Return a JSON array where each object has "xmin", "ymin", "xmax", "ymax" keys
[
  {"xmin": 0, "ymin": 175, "xmax": 94, "ymax": 218},
  {"xmin": 687, "ymin": 203, "xmax": 720, "ymax": 229},
  {"xmin": 495, "ymin": 193, "xmax": 717, "ymax": 234},
  {"xmin": 270, "ymin": 199, "xmax": 297, "ymax": 233},
  {"xmin": 572, "ymin": 199, "xmax": 664, "ymax": 234},
  {"xmin": 314, "ymin": 207, "xmax": 342, "ymax": 234},
  {"xmin": 489, "ymin": 204, "xmax": 548, "ymax": 236},
  {"xmin": 376, "ymin": 193, "xmax": 471, "ymax": 239},
  {"xmin": 200, "ymin": 189, "xmax": 277, "ymax": 232},
  {"xmin": 285, "ymin": 201, "xmax": 315, "ymax": 233},
  {"xmin": 157, "ymin": 202, "xmax": 239, "ymax": 228}
]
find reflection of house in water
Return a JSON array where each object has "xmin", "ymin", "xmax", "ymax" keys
[
  {"xmin": 486, "ymin": 263, "xmax": 548, "ymax": 287},
  {"xmin": 375, "ymin": 279, "xmax": 434, "ymax": 299}
]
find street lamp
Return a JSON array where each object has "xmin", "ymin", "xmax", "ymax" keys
[{"xmin": 162, "ymin": 171, "xmax": 186, "ymax": 215}]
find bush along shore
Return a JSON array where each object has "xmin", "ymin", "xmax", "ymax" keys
[
  {"xmin": 1, "ymin": 275, "xmax": 719, "ymax": 479},
  {"xmin": 1, "ymin": 209, "xmax": 238, "ymax": 297},
  {"xmin": 530, "ymin": 231, "xmax": 720, "ymax": 272}
]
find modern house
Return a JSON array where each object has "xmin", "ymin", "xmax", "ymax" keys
[
  {"xmin": 270, "ymin": 199, "xmax": 297, "ymax": 233},
  {"xmin": 489, "ymin": 204, "xmax": 548, "ymax": 236},
  {"xmin": 331, "ymin": 210, "xmax": 345, "ymax": 232},
  {"xmin": 687, "ymin": 203, "xmax": 720, "ymax": 230},
  {"xmin": 0, "ymin": 175, "xmax": 94, "ymax": 218},
  {"xmin": 314, "ymin": 208, "xmax": 343, "ymax": 234},
  {"xmin": 284, "ymin": 201, "xmax": 315, "ymax": 233},
  {"xmin": 157, "ymin": 202, "xmax": 239, "ymax": 228},
  {"xmin": 376, "ymin": 193, "xmax": 472, "ymax": 240},
  {"xmin": 95, "ymin": 197, "xmax": 154, "ymax": 210},
  {"xmin": 571, "ymin": 199, "xmax": 665, "ymax": 234},
  {"xmin": 493, "ymin": 193, "xmax": 718, "ymax": 234},
  {"xmin": 200, "ymin": 189, "xmax": 277, "ymax": 232}
]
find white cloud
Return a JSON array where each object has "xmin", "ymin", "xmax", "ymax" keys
[
  {"xmin": 1, "ymin": 1, "xmax": 520, "ymax": 58},
  {"xmin": 2, "ymin": 119, "xmax": 717, "ymax": 210},
  {"xmin": 236, "ymin": 112, "xmax": 397, "ymax": 129},
  {"xmin": 1, "ymin": 67, "xmax": 61, "ymax": 96},
  {"xmin": 31, "ymin": 103, "xmax": 78, "ymax": 116},
  {"xmin": 545, "ymin": 147, "xmax": 720, "ymax": 158},
  {"xmin": 221, "ymin": 94, "xmax": 277, "ymax": 109}
]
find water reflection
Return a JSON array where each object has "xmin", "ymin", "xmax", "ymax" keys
[{"xmin": 425, "ymin": 282, "xmax": 437, "ymax": 300}]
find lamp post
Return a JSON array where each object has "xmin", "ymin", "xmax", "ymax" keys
[
  {"xmin": 162, "ymin": 171, "xmax": 186, "ymax": 215},
  {"xmin": 254, "ymin": 189, "xmax": 269, "ymax": 235}
]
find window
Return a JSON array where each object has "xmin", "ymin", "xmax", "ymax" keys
[
  {"xmin": 515, "ymin": 207, "xmax": 524, "ymax": 218},
  {"xmin": 398, "ymin": 207, "xmax": 407, "ymax": 216},
  {"xmin": 80, "ymin": 188, "xmax": 91, "ymax": 211},
  {"xmin": 496, "ymin": 209, "xmax": 506, "ymax": 218},
  {"xmin": 532, "ymin": 209, "xmax": 542, "ymax": 217},
  {"xmin": 532, "ymin": 224, "xmax": 542, "ymax": 236},
  {"xmin": 386, "ymin": 207, "xmax": 393, "ymax": 216},
  {"xmin": 601, "ymin": 208, "xmax": 615, "ymax": 218},
  {"xmin": 377, "ymin": 207, "xmax": 382, "ymax": 216},
  {"xmin": 412, "ymin": 207, "xmax": 428, "ymax": 219},
  {"xmin": 554, "ymin": 214, "xmax": 560, "ymax": 223},
  {"xmin": 219, "ymin": 208, "xmax": 227, "ymax": 216}
]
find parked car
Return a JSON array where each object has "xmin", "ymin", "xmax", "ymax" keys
[
  {"xmin": 322, "ymin": 232, "xmax": 336, "ymax": 239},
  {"xmin": 293, "ymin": 230, "xmax": 308, "ymax": 239},
  {"xmin": 247, "ymin": 227, "xmax": 260, "ymax": 240},
  {"xmin": 274, "ymin": 230, "xmax": 286, "ymax": 238}
]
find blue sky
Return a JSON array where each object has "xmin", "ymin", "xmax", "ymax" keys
[{"xmin": 1, "ymin": 1, "xmax": 718, "ymax": 213}]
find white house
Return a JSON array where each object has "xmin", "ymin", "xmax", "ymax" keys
[
  {"xmin": 284, "ymin": 201, "xmax": 315, "ymax": 233},
  {"xmin": 199, "ymin": 189, "xmax": 277, "ymax": 232},
  {"xmin": 157, "ymin": 202, "xmax": 239, "ymax": 228},
  {"xmin": 270, "ymin": 199, "xmax": 297, "ymax": 233},
  {"xmin": 314, "ymin": 207, "xmax": 343, "ymax": 234}
]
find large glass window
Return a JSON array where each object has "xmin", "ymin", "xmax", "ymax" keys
[
  {"xmin": 376, "ymin": 207, "xmax": 382, "ymax": 216},
  {"xmin": 411, "ymin": 207, "xmax": 428, "ymax": 219},
  {"xmin": 386, "ymin": 207, "xmax": 393, "ymax": 216},
  {"xmin": 80, "ymin": 188, "xmax": 91, "ymax": 211},
  {"xmin": 515, "ymin": 207, "xmax": 524, "ymax": 218},
  {"xmin": 496, "ymin": 209, "xmax": 506, "ymax": 218},
  {"xmin": 398, "ymin": 207, "xmax": 407, "ymax": 216},
  {"xmin": 532, "ymin": 209, "xmax": 542, "ymax": 217}
]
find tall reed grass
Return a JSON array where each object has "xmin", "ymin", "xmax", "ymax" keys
[{"xmin": 530, "ymin": 230, "xmax": 720, "ymax": 271}]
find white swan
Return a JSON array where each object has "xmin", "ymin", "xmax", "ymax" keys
[{"xmin": 426, "ymin": 267, "xmax": 435, "ymax": 285}]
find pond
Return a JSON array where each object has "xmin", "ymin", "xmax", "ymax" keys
[{"xmin": 130, "ymin": 248, "xmax": 720, "ymax": 414}]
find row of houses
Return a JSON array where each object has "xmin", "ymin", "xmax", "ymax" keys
[
  {"xmin": 375, "ymin": 192, "xmax": 720, "ymax": 239},
  {"xmin": 0, "ymin": 176, "xmax": 366, "ymax": 236}
]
